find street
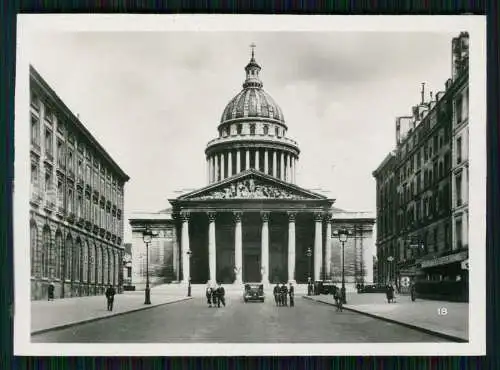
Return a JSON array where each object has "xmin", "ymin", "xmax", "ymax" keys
[{"xmin": 32, "ymin": 294, "xmax": 450, "ymax": 343}]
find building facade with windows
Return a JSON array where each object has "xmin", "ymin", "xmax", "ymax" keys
[
  {"xmin": 373, "ymin": 32, "xmax": 469, "ymax": 300},
  {"xmin": 129, "ymin": 51, "xmax": 375, "ymax": 289},
  {"xmin": 29, "ymin": 66, "xmax": 130, "ymax": 301}
]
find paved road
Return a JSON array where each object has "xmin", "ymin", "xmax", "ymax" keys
[{"xmin": 32, "ymin": 295, "xmax": 449, "ymax": 343}]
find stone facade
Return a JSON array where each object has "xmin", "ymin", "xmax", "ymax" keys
[
  {"xmin": 373, "ymin": 32, "xmax": 469, "ymax": 294},
  {"xmin": 29, "ymin": 66, "xmax": 129, "ymax": 300}
]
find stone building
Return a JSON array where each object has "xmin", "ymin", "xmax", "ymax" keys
[
  {"xmin": 373, "ymin": 32, "xmax": 469, "ymax": 298},
  {"xmin": 29, "ymin": 66, "xmax": 129, "ymax": 300},
  {"xmin": 129, "ymin": 50, "xmax": 374, "ymax": 289}
]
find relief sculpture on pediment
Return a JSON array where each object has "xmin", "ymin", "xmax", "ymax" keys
[{"xmin": 194, "ymin": 178, "xmax": 306, "ymax": 200}]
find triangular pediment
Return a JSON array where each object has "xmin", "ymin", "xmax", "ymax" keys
[{"xmin": 176, "ymin": 169, "xmax": 328, "ymax": 201}]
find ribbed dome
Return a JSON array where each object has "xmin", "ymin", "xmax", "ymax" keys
[{"xmin": 220, "ymin": 88, "xmax": 285, "ymax": 124}]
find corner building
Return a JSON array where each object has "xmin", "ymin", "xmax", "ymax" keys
[
  {"xmin": 130, "ymin": 52, "xmax": 374, "ymax": 288},
  {"xmin": 29, "ymin": 66, "xmax": 130, "ymax": 300},
  {"xmin": 373, "ymin": 32, "xmax": 469, "ymax": 301}
]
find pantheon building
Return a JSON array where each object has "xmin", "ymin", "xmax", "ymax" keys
[{"xmin": 130, "ymin": 51, "xmax": 375, "ymax": 288}]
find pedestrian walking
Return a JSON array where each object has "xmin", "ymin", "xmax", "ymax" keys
[
  {"xmin": 206, "ymin": 285, "xmax": 213, "ymax": 307},
  {"xmin": 288, "ymin": 283, "xmax": 295, "ymax": 307},
  {"xmin": 386, "ymin": 284, "xmax": 395, "ymax": 303},
  {"xmin": 216, "ymin": 283, "xmax": 226, "ymax": 307},
  {"xmin": 273, "ymin": 284, "xmax": 280, "ymax": 306},
  {"xmin": 281, "ymin": 284, "xmax": 288, "ymax": 306},
  {"xmin": 47, "ymin": 282, "xmax": 55, "ymax": 301},
  {"xmin": 410, "ymin": 282, "xmax": 416, "ymax": 302},
  {"xmin": 105, "ymin": 284, "xmax": 116, "ymax": 311},
  {"xmin": 211, "ymin": 285, "xmax": 217, "ymax": 307},
  {"xmin": 334, "ymin": 287, "xmax": 343, "ymax": 312}
]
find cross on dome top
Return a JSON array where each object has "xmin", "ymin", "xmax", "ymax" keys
[{"xmin": 243, "ymin": 42, "xmax": 263, "ymax": 89}]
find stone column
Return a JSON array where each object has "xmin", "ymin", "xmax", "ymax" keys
[
  {"xmin": 314, "ymin": 212, "xmax": 323, "ymax": 281},
  {"xmin": 245, "ymin": 149, "xmax": 250, "ymax": 171},
  {"xmin": 234, "ymin": 211, "xmax": 243, "ymax": 284},
  {"xmin": 272, "ymin": 150, "xmax": 277, "ymax": 178},
  {"xmin": 280, "ymin": 152, "xmax": 284, "ymax": 180},
  {"xmin": 264, "ymin": 149, "xmax": 269, "ymax": 175},
  {"xmin": 261, "ymin": 211, "xmax": 270, "ymax": 284},
  {"xmin": 228, "ymin": 151, "xmax": 233, "ymax": 178},
  {"xmin": 284, "ymin": 153, "xmax": 288, "ymax": 182},
  {"xmin": 181, "ymin": 211, "xmax": 190, "ymax": 284},
  {"xmin": 325, "ymin": 214, "xmax": 332, "ymax": 280},
  {"xmin": 288, "ymin": 212, "xmax": 296, "ymax": 283},
  {"xmin": 207, "ymin": 157, "xmax": 210, "ymax": 184},
  {"xmin": 221, "ymin": 152, "xmax": 225, "ymax": 180},
  {"xmin": 208, "ymin": 212, "xmax": 217, "ymax": 284},
  {"xmin": 237, "ymin": 150, "xmax": 241, "ymax": 174},
  {"xmin": 255, "ymin": 149, "xmax": 260, "ymax": 171},
  {"xmin": 214, "ymin": 154, "xmax": 219, "ymax": 182}
]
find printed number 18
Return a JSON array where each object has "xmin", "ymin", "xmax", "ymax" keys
[{"xmin": 437, "ymin": 307, "xmax": 448, "ymax": 315}]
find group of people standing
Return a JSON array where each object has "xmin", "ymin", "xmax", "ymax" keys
[
  {"xmin": 206, "ymin": 283, "xmax": 226, "ymax": 308},
  {"xmin": 273, "ymin": 283, "xmax": 294, "ymax": 307}
]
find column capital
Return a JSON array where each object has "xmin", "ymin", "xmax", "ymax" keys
[
  {"xmin": 233, "ymin": 211, "xmax": 243, "ymax": 222},
  {"xmin": 207, "ymin": 211, "xmax": 217, "ymax": 222},
  {"xmin": 313, "ymin": 212, "xmax": 323, "ymax": 222},
  {"xmin": 180, "ymin": 211, "xmax": 190, "ymax": 222},
  {"xmin": 260, "ymin": 211, "xmax": 270, "ymax": 222},
  {"xmin": 287, "ymin": 211, "xmax": 297, "ymax": 222},
  {"xmin": 324, "ymin": 212, "xmax": 333, "ymax": 222}
]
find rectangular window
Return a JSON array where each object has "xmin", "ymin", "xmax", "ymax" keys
[
  {"xmin": 457, "ymin": 137, "xmax": 462, "ymax": 164},
  {"xmin": 31, "ymin": 163, "xmax": 39, "ymax": 186},
  {"xmin": 68, "ymin": 188, "xmax": 74, "ymax": 213},
  {"xmin": 67, "ymin": 150, "xmax": 73, "ymax": 171},
  {"xmin": 78, "ymin": 158, "xmax": 83, "ymax": 180},
  {"xmin": 250, "ymin": 124, "xmax": 255, "ymax": 135},
  {"xmin": 456, "ymin": 96, "xmax": 463, "ymax": 124},
  {"xmin": 455, "ymin": 218, "xmax": 463, "ymax": 249},
  {"xmin": 237, "ymin": 124, "xmax": 242, "ymax": 135},
  {"xmin": 44, "ymin": 128, "xmax": 53, "ymax": 157},
  {"xmin": 86, "ymin": 165, "xmax": 91, "ymax": 184},
  {"xmin": 30, "ymin": 91, "xmax": 40, "ymax": 110},
  {"xmin": 57, "ymin": 180, "xmax": 63, "ymax": 207},
  {"xmin": 456, "ymin": 174, "xmax": 462, "ymax": 206},
  {"xmin": 31, "ymin": 115, "xmax": 40, "ymax": 146},
  {"xmin": 56, "ymin": 139, "xmax": 64, "ymax": 167},
  {"xmin": 44, "ymin": 106, "xmax": 53, "ymax": 123},
  {"xmin": 77, "ymin": 194, "xmax": 82, "ymax": 217}
]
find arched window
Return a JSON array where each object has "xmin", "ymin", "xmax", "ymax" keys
[
  {"xmin": 55, "ymin": 231, "xmax": 63, "ymax": 279},
  {"xmin": 42, "ymin": 226, "xmax": 51, "ymax": 278},
  {"xmin": 113, "ymin": 251, "xmax": 118, "ymax": 285},
  {"xmin": 72, "ymin": 238, "xmax": 81, "ymax": 281},
  {"xmin": 89, "ymin": 243, "xmax": 95, "ymax": 283},
  {"xmin": 64, "ymin": 235, "xmax": 73, "ymax": 280},
  {"xmin": 249, "ymin": 124, "xmax": 255, "ymax": 135},
  {"xmin": 102, "ymin": 247, "xmax": 107, "ymax": 284},
  {"xmin": 96, "ymin": 244, "xmax": 102, "ymax": 284},
  {"xmin": 82, "ymin": 241, "xmax": 88, "ymax": 283},
  {"xmin": 263, "ymin": 125, "xmax": 269, "ymax": 135},
  {"xmin": 30, "ymin": 222, "xmax": 38, "ymax": 276}
]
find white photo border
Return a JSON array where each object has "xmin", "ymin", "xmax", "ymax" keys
[{"xmin": 13, "ymin": 14, "xmax": 486, "ymax": 356}]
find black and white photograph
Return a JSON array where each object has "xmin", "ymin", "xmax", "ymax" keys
[{"xmin": 14, "ymin": 15, "xmax": 486, "ymax": 356}]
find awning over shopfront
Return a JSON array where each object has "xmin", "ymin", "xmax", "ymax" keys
[{"xmin": 420, "ymin": 250, "xmax": 468, "ymax": 269}]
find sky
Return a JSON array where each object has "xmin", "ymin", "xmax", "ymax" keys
[{"xmin": 27, "ymin": 31, "xmax": 457, "ymax": 243}]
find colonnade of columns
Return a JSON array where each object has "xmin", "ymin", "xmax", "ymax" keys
[
  {"xmin": 207, "ymin": 148, "xmax": 297, "ymax": 184},
  {"xmin": 179, "ymin": 211, "xmax": 333, "ymax": 284}
]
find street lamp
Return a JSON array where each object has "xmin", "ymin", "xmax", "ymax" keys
[
  {"xmin": 186, "ymin": 249, "xmax": 192, "ymax": 297},
  {"xmin": 306, "ymin": 247, "xmax": 312, "ymax": 295},
  {"xmin": 142, "ymin": 225, "xmax": 155, "ymax": 305},
  {"xmin": 333, "ymin": 227, "xmax": 351, "ymax": 304},
  {"xmin": 387, "ymin": 256, "xmax": 394, "ymax": 285}
]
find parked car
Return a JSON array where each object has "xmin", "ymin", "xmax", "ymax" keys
[
  {"xmin": 243, "ymin": 283, "xmax": 265, "ymax": 302},
  {"xmin": 357, "ymin": 284, "xmax": 387, "ymax": 293},
  {"xmin": 315, "ymin": 280, "xmax": 337, "ymax": 295}
]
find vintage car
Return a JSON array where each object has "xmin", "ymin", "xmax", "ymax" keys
[
  {"xmin": 243, "ymin": 283, "xmax": 265, "ymax": 302},
  {"xmin": 357, "ymin": 284, "xmax": 388, "ymax": 293}
]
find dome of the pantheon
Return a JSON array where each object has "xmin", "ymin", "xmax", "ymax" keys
[{"xmin": 219, "ymin": 54, "xmax": 285, "ymax": 126}]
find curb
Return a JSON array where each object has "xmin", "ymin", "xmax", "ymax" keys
[
  {"xmin": 31, "ymin": 296, "xmax": 192, "ymax": 336},
  {"xmin": 302, "ymin": 296, "xmax": 468, "ymax": 343}
]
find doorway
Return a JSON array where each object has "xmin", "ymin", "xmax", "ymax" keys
[{"xmin": 244, "ymin": 254, "xmax": 261, "ymax": 282}]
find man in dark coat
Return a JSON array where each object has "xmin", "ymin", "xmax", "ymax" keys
[
  {"xmin": 273, "ymin": 284, "xmax": 280, "ymax": 306},
  {"xmin": 281, "ymin": 284, "xmax": 288, "ymax": 306},
  {"xmin": 288, "ymin": 283, "xmax": 295, "ymax": 307},
  {"xmin": 206, "ymin": 285, "xmax": 213, "ymax": 307},
  {"xmin": 105, "ymin": 284, "xmax": 116, "ymax": 311},
  {"xmin": 47, "ymin": 282, "xmax": 55, "ymax": 301},
  {"xmin": 216, "ymin": 283, "xmax": 226, "ymax": 307}
]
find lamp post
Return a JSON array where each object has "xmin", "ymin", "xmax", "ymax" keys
[
  {"xmin": 387, "ymin": 256, "xmax": 394, "ymax": 285},
  {"xmin": 333, "ymin": 227, "xmax": 351, "ymax": 304},
  {"xmin": 186, "ymin": 249, "xmax": 192, "ymax": 297},
  {"xmin": 142, "ymin": 226, "xmax": 154, "ymax": 305},
  {"xmin": 306, "ymin": 247, "xmax": 312, "ymax": 296}
]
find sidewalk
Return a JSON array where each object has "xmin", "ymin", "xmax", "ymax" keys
[
  {"xmin": 303, "ymin": 293, "xmax": 468, "ymax": 342},
  {"xmin": 31, "ymin": 291, "xmax": 192, "ymax": 335}
]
